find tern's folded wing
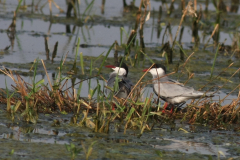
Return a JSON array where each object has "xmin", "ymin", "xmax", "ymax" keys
[{"xmin": 154, "ymin": 81, "xmax": 194, "ymax": 98}]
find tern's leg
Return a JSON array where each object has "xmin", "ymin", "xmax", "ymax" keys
[
  {"xmin": 111, "ymin": 102, "xmax": 116, "ymax": 110},
  {"xmin": 177, "ymin": 102, "xmax": 186, "ymax": 108},
  {"xmin": 156, "ymin": 98, "xmax": 160, "ymax": 105},
  {"xmin": 173, "ymin": 102, "xmax": 185, "ymax": 112},
  {"xmin": 163, "ymin": 102, "xmax": 168, "ymax": 109},
  {"xmin": 162, "ymin": 102, "xmax": 168, "ymax": 113},
  {"xmin": 170, "ymin": 104, "xmax": 174, "ymax": 114},
  {"xmin": 162, "ymin": 103, "xmax": 175, "ymax": 114}
]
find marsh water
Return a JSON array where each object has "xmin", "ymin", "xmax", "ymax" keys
[{"xmin": 0, "ymin": 0, "xmax": 240, "ymax": 159}]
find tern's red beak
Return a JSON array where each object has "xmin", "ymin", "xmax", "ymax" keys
[
  {"xmin": 142, "ymin": 69, "xmax": 149, "ymax": 72},
  {"xmin": 105, "ymin": 65, "xmax": 116, "ymax": 68}
]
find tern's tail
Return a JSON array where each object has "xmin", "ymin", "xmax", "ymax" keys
[{"xmin": 204, "ymin": 92, "xmax": 215, "ymax": 97}]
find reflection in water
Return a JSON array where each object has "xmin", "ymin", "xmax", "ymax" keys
[
  {"xmin": 123, "ymin": 0, "xmax": 138, "ymax": 13},
  {"xmin": 105, "ymin": 138, "xmax": 129, "ymax": 144},
  {"xmin": 1, "ymin": 122, "xmax": 67, "ymax": 144},
  {"xmin": 191, "ymin": 7, "xmax": 200, "ymax": 48},
  {"xmin": 51, "ymin": 41, "xmax": 58, "ymax": 63},
  {"xmin": 204, "ymin": 0, "xmax": 209, "ymax": 18},
  {"xmin": 155, "ymin": 138, "xmax": 229, "ymax": 156},
  {"xmin": 52, "ymin": 130, "xmax": 59, "ymax": 135},
  {"xmin": 230, "ymin": 0, "xmax": 239, "ymax": 13},
  {"xmin": 66, "ymin": 24, "xmax": 71, "ymax": 34},
  {"xmin": 44, "ymin": 37, "xmax": 50, "ymax": 60},
  {"xmin": 101, "ymin": 0, "xmax": 105, "ymax": 14},
  {"xmin": 44, "ymin": 37, "xmax": 58, "ymax": 62},
  {"xmin": 7, "ymin": 11, "xmax": 17, "ymax": 51},
  {"xmin": 167, "ymin": 0, "xmax": 175, "ymax": 16},
  {"xmin": 66, "ymin": 0, "xmax": 76, "ymax": 18},
  {"xmin": 157, "ymin": 5, "xmax": 162, "ymax": 39},
  {"xmin": 218, "ymin": 0, "xmax": 227, "ymax": 13}
]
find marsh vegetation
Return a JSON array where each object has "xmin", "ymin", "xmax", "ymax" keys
[{"xmin": 0, "ymin": 0, "xmax": 239, "ymax": 159}]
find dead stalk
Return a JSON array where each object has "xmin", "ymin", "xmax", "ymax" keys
[
  {"xmin": 204, "ymin": 24, "xmax": 219, "ymax": 49},
  {"xmin": 172, "ymin": 0, "xmax": 192, "ymax": 49},
  {"xmin": 41, "ymin": 59, "xmax": 53, "ymax": 91},
  {"xmin": 182, "ymin": 52, "xmax": 195, "ymax": 67}
]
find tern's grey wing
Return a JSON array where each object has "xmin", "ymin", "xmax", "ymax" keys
[
  {"xmin": 106, "ymin": 73, "xmax": 117, "ymax": 88},
  {"xmin": 122, "ymin": 77, "xmax": 134, "ymax": 89},
  {"xmin": 153, "ymin": 80, "xmax": 194, "ymax": 98},
  {"xmin": 114, "ymin": 77, "xmax": 133, "ymax": 99},
  {"xmin": 168, "ymin": 78, "xmax": 184, "ymax": 86},
  {"xmin": 167, "ymin": 78, "xmax": 212, "ymax": 97},
  {"xmin": 105, "ymin": 73, "xmax": 133, "ymax": 99},
  {"xmin": 105, "ymin": 73, "xmax": 117, "ymax": 96}
]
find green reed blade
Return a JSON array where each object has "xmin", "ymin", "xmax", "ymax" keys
[
  {"xmin": 90, "ymin": 59, "xmax": 93, "ymax": 76},
  {"xmin": 5, "ymin": 79, "xmax": 9, "ymax": 98},
  {"xmin": 210, "ymin": 44, "xmax": 220, "ymax": 79},
  {"xmin": 77, "ymin": 81, "xmax": 83, "ymax": 101},
  {"xmin": 76, "ymin": 0, "xmax": 81, "ymax": 18},
  {"xmin": 82, "ymin": 0, "xmax": 95, "ymax": 21},
  {"xmin": 76, "ymin": 37, "xmax": 80, "ymax": 58},
  {"xmin": 94, "ymin": 51, "xmax": 105, "ymax": 63},
  {"xmin": 176, "ymin": 41, "xmax": 189, "ymax": 57},
  {"xmin": 97, "ymin": 43, "xmax": 115, "ymax": 74},
  {"xmin": 125, "ymin": 107, "xmax": 135, "ymax": 121},
  {"xmin": 81, "ymin": 27, "xmax": 87, "ymax": 42},
  {"xmin": 120, "ymin": 27, "xmax": 128, "ymax": 38},
  {"xmin": 16, "ymin": 0, "xmax": 23, "ymax": 13},
  {"xmin": 142, "ymin": 51, "xmax": 155, "ymax": 64},
  {"xmin": 80, "ymin": 52, "xmax": 84, "ymax": 74},
  {"xmin": 120, "ymin": 27, "xmax": 123, "ymax": 45}
]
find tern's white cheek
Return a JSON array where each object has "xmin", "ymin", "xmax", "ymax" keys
[
  {"xmin": 149, "ymin": 68, "xmax": 165, "ymax": 77},
  {"xmin": 113, "ymin": 67, "xmax": 126, "ymax": 76}
]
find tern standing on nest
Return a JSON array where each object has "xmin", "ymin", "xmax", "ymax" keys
[
  {"xmin": 143, "ymin": 64, "xmax": 214, "ymax": 112},
  {"xmin": 105, "ymin": 62, "xmax": 133, "ymax": 100}
]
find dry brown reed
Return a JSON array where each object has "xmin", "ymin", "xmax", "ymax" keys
[
  {"xmin": 203, "ymin": 24, "xmax": 219, "ymax": 49},
  {"xmin": 172, "ymin": 0, "xmax": 194, "ymax": 49}
]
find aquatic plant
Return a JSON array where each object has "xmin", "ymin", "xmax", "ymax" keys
[
  {"xmin": 81, "ymin": 141, "xmax": 97, "ymax": 160},
  {"xmin": 65, "ymin": 143, "xmax": 82, "ymax": 160}
]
